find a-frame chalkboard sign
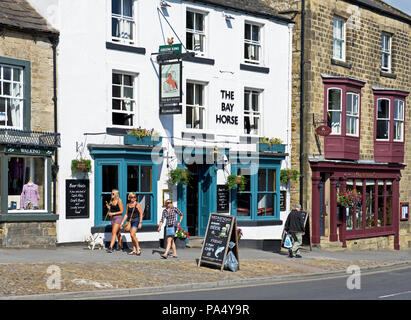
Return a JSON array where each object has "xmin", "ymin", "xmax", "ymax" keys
[{"xmin": 198, "ymin": 213, "xmax": 239, "ymax": 272}]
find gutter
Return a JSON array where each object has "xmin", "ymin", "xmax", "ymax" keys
[{"xmin": 300, "ymin": 0, "xmax": 305, "ymax": 208}]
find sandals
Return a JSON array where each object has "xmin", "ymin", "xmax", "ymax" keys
[
  {"xmin": 136, "ymin": 249, "xmax": 142, "ymax": 256},
  {"xmin": 161, "ymin": 254, "xmax": 168, "ymax": 259},
  {"xmin": 128, "ymin": 251, "xmax": 137, "ymax": 255}
]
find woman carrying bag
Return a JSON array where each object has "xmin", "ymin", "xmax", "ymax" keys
[{"xmin": 121, "ymin": 192, "xmax": 143, "ymax": 255}]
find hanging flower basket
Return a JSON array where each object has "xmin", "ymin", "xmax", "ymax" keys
[
  {"xmin": 338, "ymin": 190, "xmax": 362, "ymax": 208},
  {"xmin": 227, "ymin": 174, "xmax": 246, "ymax": 192},
  {"xmin": 168, "ymin": 168, "xmax": 191, "ymax": 186},
  {"xmin": 280, "ymin": 169, "xmax": 299, "ymax": 185},
  {"xmin": 71, "ymin": 158, "xmax": 92, "ymax": 175}
]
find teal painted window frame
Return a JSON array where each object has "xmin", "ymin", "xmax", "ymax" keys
[
  {"xmin": 94, "ymin": 157, "xmax": 158, "ymax": 226},
  {"xmin": 231, "ymin": 163, "xmax": 281, "ymax": 221},
  {"xmin": 0, "ymin": 56, "xmax": 31, "ymax": 130}
]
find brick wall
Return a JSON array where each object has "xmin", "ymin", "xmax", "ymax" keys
[{"xmin": 0, "ymin": 222, "xmax": 57, "ymax": 248}]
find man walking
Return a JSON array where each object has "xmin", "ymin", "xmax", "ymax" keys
[{"xmin": 284, "ymin": 204, "xmax": 305, "ymax": 258}]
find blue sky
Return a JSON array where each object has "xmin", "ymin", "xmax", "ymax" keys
[{"xmin": 382, "ymin": 0, "xmax": 411, "ymax": 15}]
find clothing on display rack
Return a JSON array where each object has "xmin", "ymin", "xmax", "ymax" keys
[{"xmin": 20, "ymin": 182, "xmax": 40, "ymax": 210}]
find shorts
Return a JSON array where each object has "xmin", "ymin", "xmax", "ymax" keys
[
  {"xmin": 111, "ymin": 214, "xmax": 123, "ymax": 225},
  {"xmin": 165, "ymin": 226, "xmax": 176, "ymax": 237},
  {"xmin": 130, "ymin": 219, "xmax": 140, "ymax": 229}
]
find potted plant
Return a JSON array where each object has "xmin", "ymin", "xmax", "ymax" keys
[
  {"xmin": 168, "ymin": 168, "xmax": 191, "ymax": 186},
  {"xmin": 280, "ymin": 169, "xmax": 299, "ymax": 186},
  {"xmin": 71, "ymin": 158, "xmax": 92, "ymax": 175},
  {"xmin": 124, "ymin": 127, "xmax": 162, "ymax": 146},
  {"xmin": 227, "ymin": 174, "xmax": 246, "ymax": 191},
  {"xmin": 338, "ymin": 189, "xmax": 362, "ymax": 208},
  {"xmin": 237, "ymin": 227, "xmax": 243, "ymax": 240},
  {"xmin": 258, "ymin": 137, "xmax": 286, "ymax": 153},
  {"xmin": 175, "ymin": 227, "xmax": 190, "ymax": 248}
]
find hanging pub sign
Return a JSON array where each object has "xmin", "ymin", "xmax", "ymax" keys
[
  {"xmin": 159, "ymin": 61, "xmax": 182, "ymax": 105},
  {"xmin": 315, "ymin": 125, "xmax": 332, "ymax": 136}
]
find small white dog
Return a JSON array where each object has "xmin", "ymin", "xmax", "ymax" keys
[{"xmin": 86, "ymin": 233, "xmax": 105, "ymax": 250}]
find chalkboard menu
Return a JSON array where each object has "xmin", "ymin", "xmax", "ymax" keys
[
  {"xmin": 280, "ymin": 190, "xmax": 287, "ymax": 211},
  {"xmin": 198, "ymin": 213, "xmax": 239, "ymax": 271},
  {"xmin": 216, "ymin": 185, "xmax": 229, "ymax": 213},
  {"xmin": 66, "ymin": 179, "xmax": 89, "ymax": 219}
]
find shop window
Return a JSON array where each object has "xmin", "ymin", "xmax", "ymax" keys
[
  {"xmin": 112, "ymin": 0, "xmax": 135, "ymax": 45},
  {"xmin": 186, "ymin": 82, "xmax": 205, "ymax": 130},
  {"xmin": 0, "ymin": 64, "xmax": 23, "ymax": 129},
  {"xmin": 236, "ymin": 168, "xmax": 251, "ymax": 217},
  {"xmin": 7, "ymin": 156, "xmax": 46, "ymax": 211},
  {"xmin": 381, "ymin": 33, "xmax": 392, "ymax": 73},
  {"xmin": 376, "ymin": 99, "xmax": 390, "ymax": 140},
  {"xmin": 333, "ymin": 17, "xmax": 346, "ymax": 61},
  {"xmin": 327, "ymin": 88, "xmax": 342, "ymax": 134},
  {"xmin": 257, "ymin": 169, "xmax": 275, "ymax": 217},
  {"xmin": 126, "ymin": 165, "xmax": 153, "ymax": 221},
  {"xmin": 244, "ymin": 22, "xmax": 262, "ymax": 65},
  {"xmin": 365, "ymin": 180, "xmax": 376, "ymax": 229},
  {"xmin": 186, "ymin": 10, "xmax": 206, "ymax": 55},
  {"xmin": 346, "ymin": 93, "xmax": 359, "ymax": 136},
  {"xmin": 112, "ymin": 72, "xmax": 136, "ymax": 127},
  {"xmin": 244, "ymin": 89, "xmax": 261, "ymax": 135},
  {"xmin": 393, "ymin": 100, "xmax": 404, "ymax": 142},
  {"xmin": 101, "ymin": 165, "xmax": 119, "ymax": 222}
]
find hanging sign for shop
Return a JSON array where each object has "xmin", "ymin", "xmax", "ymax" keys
[
  {"xmin": 66, "ymin": 179, "xmax": 89, "ymax": 219},
  {"xmin": 198, "ymin": 213, "xmax": 239, "ymax": 272},
  {"xmin": 5, "ymin": 147, "xmax": 54, "ymax": 156},
  {"xmin": 159, "ymin": 61, "xmax": 182, "ymax": 105},
  {"xmin": 216, "ymin": 185, "xmax": 229, "ymax": 213},
  {"xmin": 159, "ymin": 44, "xmax": 182, "ymax": 54},
  {"xmin": 160, "ymin": 105, "xmax": 182, "ymax": 115},
  {"xmin": 215, "ymin": 90, "xmax": 239, "ymax": 126},
  {"xmin": 315, "ymin": 125, "xmax": 332, "ymax": 136}
]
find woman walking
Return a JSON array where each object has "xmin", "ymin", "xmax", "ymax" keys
[
  {"xmin": 157, "ymin": 199, "xmax": 183, "ymax": 259},
  {"xmin": 106, "ymin": 189, "xmax": 124, "ymax": 253},
  {"xmin": 121, "ymin": 192, "xmax": 143, "ymax": 255}
]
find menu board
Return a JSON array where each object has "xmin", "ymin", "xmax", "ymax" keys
[
  {"xmin": 66, "ymin": 179, "xmax": 89, "ymax": 219},
  {"xmin": 280, "ymin": 190, "xmax": 287, "ymax": 211},
  {"xmin": 198, "ymin": 213, "xmax": 239, "ymax": 271},
  {"xmin": 216, "ymin": 185, "xmax": 229, "ymax": 213}
]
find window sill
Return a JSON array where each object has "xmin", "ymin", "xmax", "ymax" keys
[
  {"xmin": 0, "ymin": 213, "xmax": 59, "ymax": 222},
  {"xmin": 380, "ymin": 71, "xmax": 397, "ymax": 79},
  {"xmin": 240, "ymin": 63, "xmax": 270, "ymax": 74},
  {"xmin": 106, "ymin": 42, "xmax": 146, "ymax": 55},
  {"xmin": 237, "ymin": 219, "xmax": 283, "ymax": 227},
  {"xmin": 182, "ymin": 55, "xmax": 215, "ymax": 65},
  {"xmin": 331, "ymin": 58, "xmax": 352, "ymax": 69}
]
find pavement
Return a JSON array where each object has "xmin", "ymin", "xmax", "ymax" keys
[{"xmin": 0, "ymin": 244, "xmax": 410, "ymax": 299}]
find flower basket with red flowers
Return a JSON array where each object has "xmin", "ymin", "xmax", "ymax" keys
[{"xmin": 338, "ymin": 189, "xmax": 362, "ymax": 208}]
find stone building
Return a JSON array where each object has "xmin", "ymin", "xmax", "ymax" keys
[
  {"xmin": 0, "ymin": 0, "xmax": 60, "ymax": 248},
  {"xmin": 268, "ymin": 0, "xmax": 411, "ymax": 250}
]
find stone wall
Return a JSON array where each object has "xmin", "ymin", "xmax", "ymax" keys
[{"xmin": 0, "ymin": 222, "xmax": 57, "ymax": 248}]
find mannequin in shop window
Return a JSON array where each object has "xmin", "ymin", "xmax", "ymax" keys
[{"xmin": 20, "ymin": 177, "xmax": 40, "ymax": 210}]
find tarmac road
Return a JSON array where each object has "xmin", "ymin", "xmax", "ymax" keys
[{"xmin": 100, "ymin": 264, "xmax": 411, "ymax": 300}]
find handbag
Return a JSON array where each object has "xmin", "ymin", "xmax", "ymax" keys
[{"xmin": 124, "ymin": 206, "xmax": 136, "ymax": 232}]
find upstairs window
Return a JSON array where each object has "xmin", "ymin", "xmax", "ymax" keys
[
  {"xmin": 346, "ymin": 93, "xmax": 359, "ymax": 136},
  {"xmin": 333, "ymin": 17, "xmax": 345, "ymax": 61},
  {"xmin": 112, "ymin": 72, "xmax": 136, "ymax": 127},
  {"xmin": 376, "ymin": 99, "xmax": 390, "ymax": 140},
  {"xmin": 244, "ymin": 23, "xmax": 261, "ymax": 64},
  {"xmin": 112, "ymin": 0, "xmax": 135, "ymax": 45},
  {"xmin": 244, "ymin": 89, "xmax": 261, "ymax": 135},
  {"xmin": 0, "ymin": 64, "xmax": 23, "ymax": 129},
  {"xmin": 393, "ymin": 100, "xmax": 404, "ymax": 142},
  {"xmin": 186, "ymin": 10, "xmax": 206, "ymax": 55},
  {"xmin": 381, "ymin": 33, "xmax": 392, "ymax": 72},
  {"xmin": 186, "ymin": 82, "xmax": 205, "ymax": 130},
  {"xmin": 327, "ymin": 88, "xmax": 342, "ymax": 134}
]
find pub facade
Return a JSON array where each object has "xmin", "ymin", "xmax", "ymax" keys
[
  {"xmin": 269, "ymin": 0, "xmax": 411, "ymax": 249},
  {"xmin": 29, "ymin": 0, "xmax": 294, "ymax": 249}
]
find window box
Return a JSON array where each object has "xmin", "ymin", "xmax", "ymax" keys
[
  {"xmin": 258, "ymin": 143, "xmax": 285, "ymax": 153},
  {"xmin": 322, "ymin": 76, "xmax": 365, "ymax": 160},
  {"xmin": 123, "ymin": 135, "xmax": 162, "ymax": 146}
]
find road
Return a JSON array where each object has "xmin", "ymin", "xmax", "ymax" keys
[{"xmin": 96, "ymin": 264, "xmax": 411, "ymax": 300}]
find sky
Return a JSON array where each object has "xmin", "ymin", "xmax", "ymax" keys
[{"xmin": 382, "ymin": 0, "xmax": 411, "ymax": 15}]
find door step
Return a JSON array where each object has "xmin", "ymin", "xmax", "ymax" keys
[{"xmin": 186, "ymin": 236, "xmax": 204, "ymax": 248}]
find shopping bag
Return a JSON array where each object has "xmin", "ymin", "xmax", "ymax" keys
[
  {"xmin": 224, "ymin": 251, "xmax": 239, "ymax": 272},
  {"xmin": 284, "ymin": 234, "xmax": 293, "ymax": 248}
]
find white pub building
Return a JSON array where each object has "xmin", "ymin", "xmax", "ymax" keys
[{"xmin": 29, "ymin": 0, "xmax": 294, "ymax": 250}]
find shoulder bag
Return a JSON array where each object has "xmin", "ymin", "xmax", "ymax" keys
[{"xmin": 124, "ymin": 206, "xmax": 136, "ymax": 232}]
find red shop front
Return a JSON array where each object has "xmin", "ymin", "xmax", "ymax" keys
[{"xmin": 309, "ymin": 158, "xmax": 405, "ymax": 250}]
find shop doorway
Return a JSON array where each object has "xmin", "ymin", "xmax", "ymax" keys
[{"xmin": 186, "ymin": 164, "xmax": 199, "ymax": 236}]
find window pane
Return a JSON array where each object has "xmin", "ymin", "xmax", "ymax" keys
[
  {"xmin": 123, "ymin": 87, "xmax": 133, "ymax": 99},
  {"xmin": 252, "ymin": 92, "xmax": 259, "ymax": 112},
  {"xmin": 112, "ymin": 18, "xmax": 120, "ymax": 38},
  {"xmin": 244, "ymin": 91, "xmax": 250, "ymax": 111},
  {"xmin": 123, "ymin": 0, "xmax": 133, "ymax": 17},
  {"xmin": 112, "ymin": 85, "xmax": 121, "ymax": 98},
  {"xmin": 258, "ymin": 169, "xmax": 266, "ymax": 192},
  {"xmin": 268, "ymin": 169, "xmax": 275, "ymax": 192},
  {"xmin": 195, "ymin": 13, "xmax": 204, "ymax": 31},
  {"xmin": 102, "ymin": 166, "xmax": 118, "ymax": 192},
  {"xmin": 257, "ymin": 194, "xmax": 274, "ymax": 216},
  {"xmin": 237, "ymin": 193, "xmax": 251, "ymax": 217},
  {"xmin": 238, "ymin": 168, "xmax": 251, "ymax": 192},
  {"xmin": 7, "ymin": 99, "xmax": 20, "ymax": 127},
  {"xmin": 0, "ymin": 98, "xmax": 5, "ymax": 126},
  {"xmin": 394, "ymin": 100, "xmax": 404, "ymax": 120},
  {"xmin": 394, "ymin": 121, "xmax": 403, "ymax": 141},
  {"xmin": 376, "ymin": 120, "xmax": 389, "ymax": 139},
  {"xmin": 186, "ymin": 83, "xmax": 194, "ymax": 105},
  {"xmin": 127, "ymin": 166, "xmax": 139, "ymax": 192},
  {"xmin": 13, "ymin": 68, "xmax": 21, "ymax": 82},
  {"xmin": 195, "ymin": 84, "xmax": 203, "ymax": 106},
  {"xmin": 186, "ymin": 11, "xmax": 194, "ymax": 29},
  {"xmin": 328, "ymin": 89, "xmax": 341, "ymax": 110},
  {"xmin": 140, "ymin": 166, "xmax": 152, "ymax": 192},
  {"xmin": 377, "ymin": 99, "xmax": 389, "ymax": 118},
  {"xmin": 385, "ymin": 196, "xmax": 392, "ymax": 226},
  {"xmin": 3, "ymin": 67, "xmax": 11, "ymax": 80},
  {"xmin": 327, "ymin": 111, "xmax": 341, "ymax": 134},
  {"xmin": 138, "ymin": 194, "xmax": 151, "ymax": 221},
  {"xmin": 252, "ymin": 25, "xmax": 260, "ymax": 42},
  {"xmin": 245, "ymin": 24, "xmax": 251, "ymax": 40},
  {"xmin": 112, "ymin": 112, "xmax": 133, "ymax": 126},
  {"xmin": 366, "ymin": 183, "xmax": 375, "ymax": 228},
  {"xmin": 112, "ymin": 0, "xmax": 121, "ymax": 14}
]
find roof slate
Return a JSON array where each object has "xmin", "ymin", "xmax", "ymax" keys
[{"xmin": 0, "ymin": 0, "xmax": 58, "ymax": 35}]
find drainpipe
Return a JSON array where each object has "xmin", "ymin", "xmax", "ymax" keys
[
  {"xmin": 50, "ymin": 35, "xmax": 59, "ymax": 214},
  {"xmin": 300, "ymin": 0, "xmax": 305, "ymax": 209}
]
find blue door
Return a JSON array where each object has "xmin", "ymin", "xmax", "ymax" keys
[{"xmin": 198, "ymin": 165, "xmax": 216, "ymax": 236}]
